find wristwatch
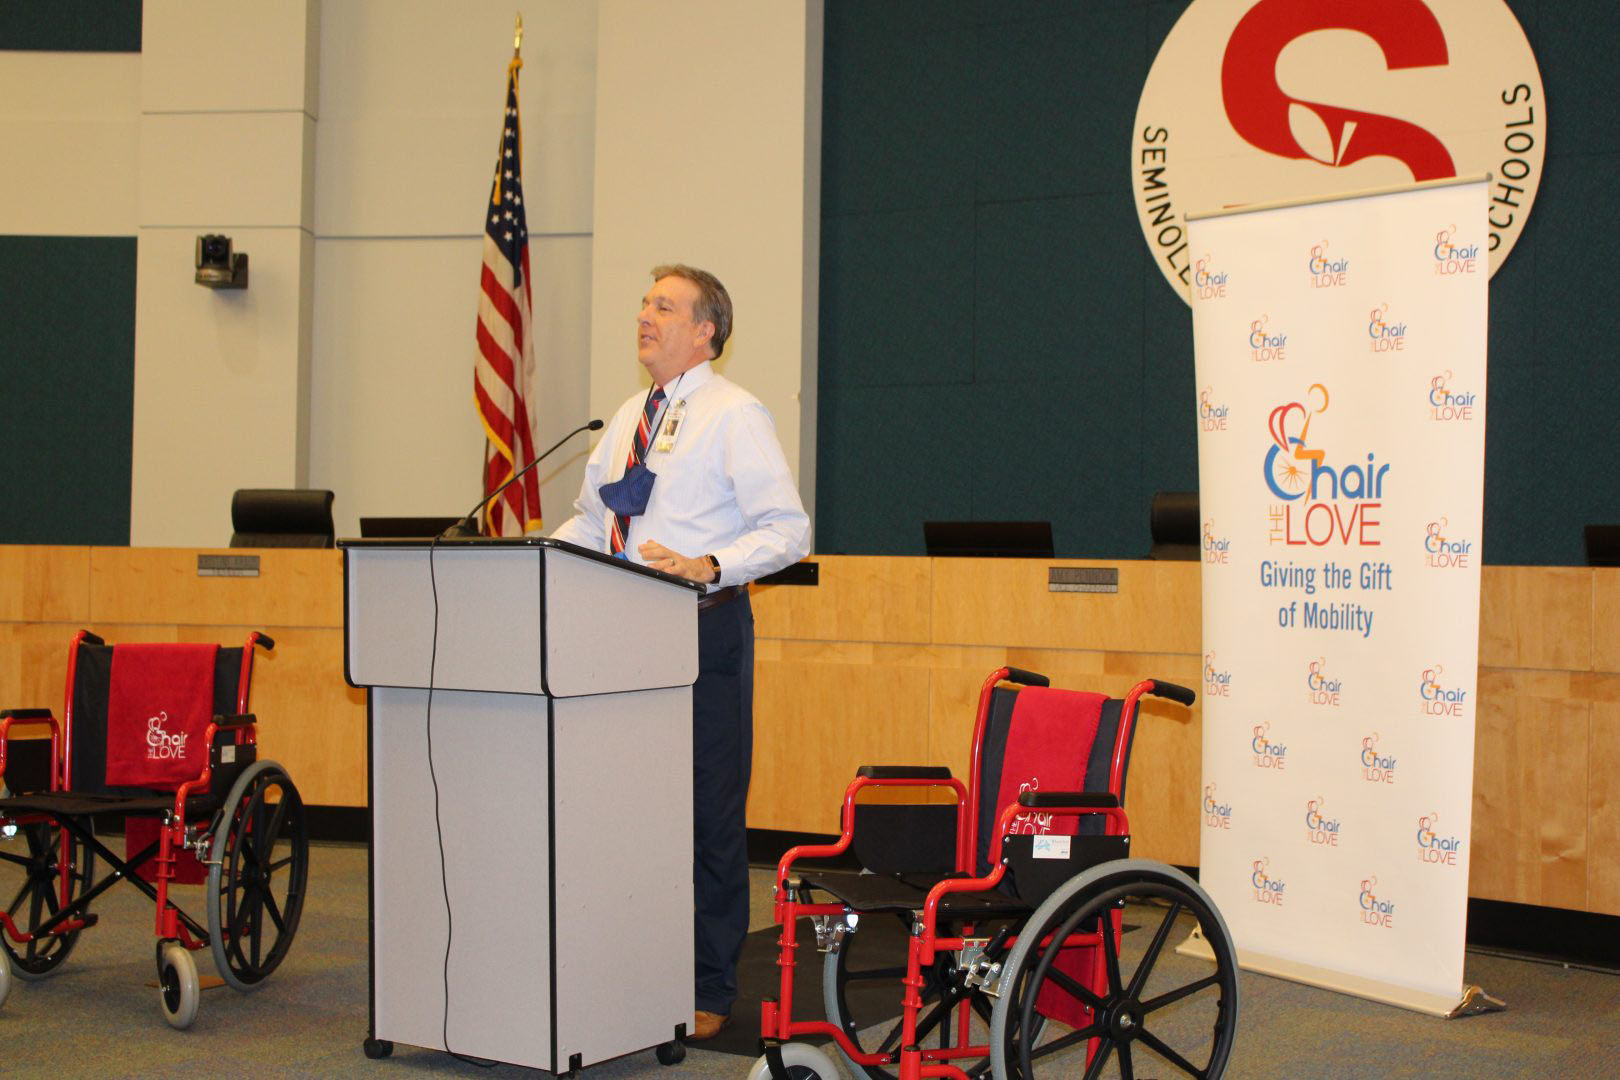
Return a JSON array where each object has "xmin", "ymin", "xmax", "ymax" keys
[{"xmin": 705, "ymin": 554, "xmax": 721, "ymax": 583}]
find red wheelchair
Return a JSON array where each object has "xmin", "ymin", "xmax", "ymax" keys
[
  {"xmin": 0, "ymin": 630, "xmax": 308, "ymax": 1027},
  {"xmin": 754, "ymin": 668, "xmax": 1239, "ymax": 1079}
]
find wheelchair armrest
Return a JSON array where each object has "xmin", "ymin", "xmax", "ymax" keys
[
  {"xmin": 1017, "ymin": 791, "xmax": 1120, "ymax": 809},
  {"xmin": 1148, "ymin": 679, "xmax": 1196, "ymax": 706},
  {"xmin": 0, "ymin": 709, "xmax": 54, "ymax": 722},
  {"xmin": 213, "ymin": 713, "xmax": 256, "ymax": 729},
  {"xmin": 856, "ymin": 765, "xmax": 953, "ymax": 780}
]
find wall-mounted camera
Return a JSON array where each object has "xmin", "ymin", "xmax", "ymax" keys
[{"xmin": 195, "ymin": 234, "xmax": 249, "ymax": 289}]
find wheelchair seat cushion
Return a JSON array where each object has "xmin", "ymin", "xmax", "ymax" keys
[
  {"xmin": 797, "ymin": 869, "xmax": 1035, "ymax": 920},
  {"xmin": 0, "ymin": 789, "xmax": 227, "ymax": 820},
  {"xmin": 104, "ymin": 644, "xmax": 218, "ymax": 789}
]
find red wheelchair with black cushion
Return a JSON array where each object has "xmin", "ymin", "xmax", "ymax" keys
[
  {"xmin": 0, "ymin": 630, "xmax": 308, "ymax": 1028},
  {"xmin": 754, "ymin": 668, "xmax": 1239, "ymax": 1079}
]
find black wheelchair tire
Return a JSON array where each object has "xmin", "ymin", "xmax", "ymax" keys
[
  {"xmin": 206, "ymin": 760, "xmax": 309, "ymax": 992},
  {"xmin": 988, "ymin": 859, "xmax": 1240, "ymax": 1080},
  {"xmin": 0, "ymin": 819, "xmax": 95, "ymax": 980}
]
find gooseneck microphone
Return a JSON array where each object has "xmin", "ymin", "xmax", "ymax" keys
[{"xmin": 440, "ymin": 418, "xmax": 604, "ymax": 538}]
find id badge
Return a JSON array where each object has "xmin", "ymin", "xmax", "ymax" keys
[{"xmin": 653, "ymin": 399, "xmax": 687, "ymax": 454}]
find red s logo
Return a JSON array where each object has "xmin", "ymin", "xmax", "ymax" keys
[{"xmin": 1221, "ymin": 0, "xmax": 1456, "ymax": 181}]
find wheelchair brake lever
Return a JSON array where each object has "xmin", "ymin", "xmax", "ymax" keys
[{"xmin": 980, "ymin": 924, "xmax": 1014, "ymax": 961}]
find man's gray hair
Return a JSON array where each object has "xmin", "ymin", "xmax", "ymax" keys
[{"xmin": 651, "ymin": 263, "xmax": 732, "ymax": 359}]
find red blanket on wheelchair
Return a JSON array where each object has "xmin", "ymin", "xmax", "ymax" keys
[
  {"xmin": 105, "ymin": 643, "xmax": 218, "ymax": 790},
  {"xmin": 994, "ymin": 687, "xmax": 1107, "ymax": 1031}
]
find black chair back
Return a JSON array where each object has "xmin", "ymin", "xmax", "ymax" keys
[
  {"xmin": 230, "ymin": 489, "xmax": 335, "ymax": 548},
  {"xmin": 1149, "ymin": 490, "xmax": 1200, "ymax": 560}
]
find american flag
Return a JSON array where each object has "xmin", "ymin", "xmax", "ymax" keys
[{"xmin": 473, "ymin": 57, "xmax": 541, "ymax": 536}]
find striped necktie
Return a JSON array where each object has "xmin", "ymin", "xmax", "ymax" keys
[{"xmin": 609, "ymin": 387, "xmax": 665, "ymax": 555}]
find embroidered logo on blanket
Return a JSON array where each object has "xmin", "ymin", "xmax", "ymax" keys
[{"xmin": 145, "ymin": 711, "xmax": 189, "ymax": 762}]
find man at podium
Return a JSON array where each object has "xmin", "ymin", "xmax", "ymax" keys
[{"xmin": 551, "ymin": 263, "xmax": 810, "ymax": 1040}]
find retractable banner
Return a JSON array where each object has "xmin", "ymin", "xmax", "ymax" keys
[{"xmin": 1189, "ymin": 178, "xmax": 1488, "ymax": 1015}]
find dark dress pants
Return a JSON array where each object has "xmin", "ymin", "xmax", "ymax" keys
[{"xmin": 692, "ymin": 591, "xmax": 753, "ymax": 1015}]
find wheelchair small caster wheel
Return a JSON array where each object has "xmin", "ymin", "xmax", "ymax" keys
[
  {"xmin": 748, "ymin": 1042, "xmax": 842, "ymax": 1080},
  {"xmin": 363, "ymin": 1037, "xmax": 394, "ymax": 1059},
  {"xmin": 157, "ymin": 941, "xmax": 199, "ymax": 1030},
  {"xmin": 655, "ymin": 1039, "xmax": 686, "ymax": 1065}
]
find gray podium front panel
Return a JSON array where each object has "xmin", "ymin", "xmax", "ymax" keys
[
  {"xmin": 347, "ymin": 546, "xmax": 544, "ymax": 694},
  {"xmin": 346, "ymin": 543, "xmax": 697, "ymax": 696},
  {"xmin": 370, "ymin": 685, "xmax": 693, "ymax": 1069},
  {"xmin": 543, "ymin": 547, "xmax": 697, "ymax": 697},
  {"xmin": 350, "ymin": 541, "xmax": 698, "ymax": 1070},
  {"xmin": 552, "ymin": 687, "xmax": 693, "ymax": 1065},
  {"xmin": 371, "ymin": 687, "xmax": 552, "ymax": 1063}
]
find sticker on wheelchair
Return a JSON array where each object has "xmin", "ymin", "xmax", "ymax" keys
[{"xmin": 1031, "ymin": 835, "xmax": 1071, "ymax": 860}]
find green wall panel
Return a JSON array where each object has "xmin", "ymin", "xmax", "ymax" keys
[
  {"xmin": 0, "ymin": 237, "xmax": 136, "ymax": 545},
  {"xmin": 0, "ymin": 0, "xmax": 141, "ymax": 52},
  {"xmin": 816, "ymin": 0, "xmax": 1620, "ymax": 565}
]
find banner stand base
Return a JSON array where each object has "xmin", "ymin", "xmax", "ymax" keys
[
  {"xmin": 1447, "ymin": 985, "xmax": 1508, "ymax": 1018},
  {"xmin": 1175, "ymin": 926, "xmax": 1215, "ymax": 962}
]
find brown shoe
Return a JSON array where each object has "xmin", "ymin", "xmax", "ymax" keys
[{"xmin": 688, "ymin": 1010, "xmax": 731, "ymax": 1041}]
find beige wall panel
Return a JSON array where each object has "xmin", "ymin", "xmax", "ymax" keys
[
  {"xmin": 749, "ymin": 659, "xmax": 930, "ymax": 834},
  {"xmin": 592, "ymin": 0, "xmax": 822, "ymax": 496},
  {"xmin": 0, "ymin": 54, "xmax": 140, "ymax": 237},
  {"xmin": 130, "ymin": 228, "xmax": 316, "ymax": 547},
  {"xmin": 751, "ymin": 557, "xmax": 931, "ymax": 644},
  {"xmin": 1592, "ymin": 569, "xmax": 1620, "ymax": 675},
  {"xmin": 1470, "ymin": 669, "xmax": 1588, "ymax": 909},
  {"xmin": 931, "ymin": 559, "xmax": 1200, "ymax": 653},
  {"xmin": 89, "ymin": 548, "xmax": 342, "ymax": 629},
  {"xmin": 138, "ymin": 113, "xmax": 315, "ymax": 230},
  {"xmin": 142, "ymin": 0, "xmax": 318, "ymax": 113},
  {"xmin": 0, "ymin": 547, "xmax": 91, "ymax": 623},
  {"xmin": 307, "ymin": 233, "xmax": 594, "ymax": 540},
  {"xmin": 1479, "ymin": 565, "xmax": 1591, "ymax": 672},
  {"xmin": 314, "ymin": 0, "xmax": 597, "ymax": 238}
]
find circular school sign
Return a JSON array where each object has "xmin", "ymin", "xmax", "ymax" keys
[{"xmin": 1133, "ymin": 0, "xmax": 1545, "ymax": 304}]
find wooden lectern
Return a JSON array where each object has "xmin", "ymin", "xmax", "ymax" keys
[{"xmin": 340, "ymin": 537, "xmax": 703, "ymax": 1071}]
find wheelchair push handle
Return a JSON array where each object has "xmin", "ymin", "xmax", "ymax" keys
[
  {"xmin": 1148, "ymin": 680, "xmax": 1196, "ymax": 706},
  {"xmin": 1002, "ymin": 667, "xmax": 1050, "ymax": 688}
]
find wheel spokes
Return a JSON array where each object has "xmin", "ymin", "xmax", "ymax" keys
[
  {"xmin": 1125, "ymin": 900, "xmax": 1183, "ymax": 1000},
  {"xmin": 1101, "ymin": 910, "xmax": 1123, "ymax": 995},
  {"xmin": 1080, "ymin": 1036, "xmax": 1115, "ymax": 1080},
  {"xmin": 1137, "ymin": 1027, "xmax": 1208, "ymax": 1078},
  {"xmin": 1140, "ymin": 971, "xmax": 1221, "ymax": 1014},
  {"xmin": 1044, "ymin": 959, "xmax": 1107, "ymax": 1013}
]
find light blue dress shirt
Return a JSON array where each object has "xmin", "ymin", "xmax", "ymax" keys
[{"xmin": 550, "ymin": 361, "xmax": 810, "ymax": 589}]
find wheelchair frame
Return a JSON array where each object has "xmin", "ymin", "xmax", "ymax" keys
[
  {"xmin": 757, "ymin": 668, "xmax": 1238, "ymax": 1080},
  {"xmin": 0, "ymin": 629, "xmax": 309, "ymax": 1028}
]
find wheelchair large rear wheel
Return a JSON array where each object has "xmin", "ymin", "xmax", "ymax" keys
[
  {"xmin": 206, "ymin": 761, "xmax": 309, "ymax": 991},
  {"xmin": 989, "ymin": 860, "xmax": 1239, "ymax": 1079},
  {"xmin": 0, "ymin": 819, "xmax": 95, "ymax": 980},
  {"xmin": 823, "ymin": 911, "xmax": 993, "ymax": 1079}
]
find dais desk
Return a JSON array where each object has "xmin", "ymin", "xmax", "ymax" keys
[{"xmin": 3, "ymin": 546, "xmax": 1617, "ymax": 916}]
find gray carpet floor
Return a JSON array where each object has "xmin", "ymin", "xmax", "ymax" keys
[{"xmin": 2, "ymin": 842, "xmax": 1617, "ymax": 1078}]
